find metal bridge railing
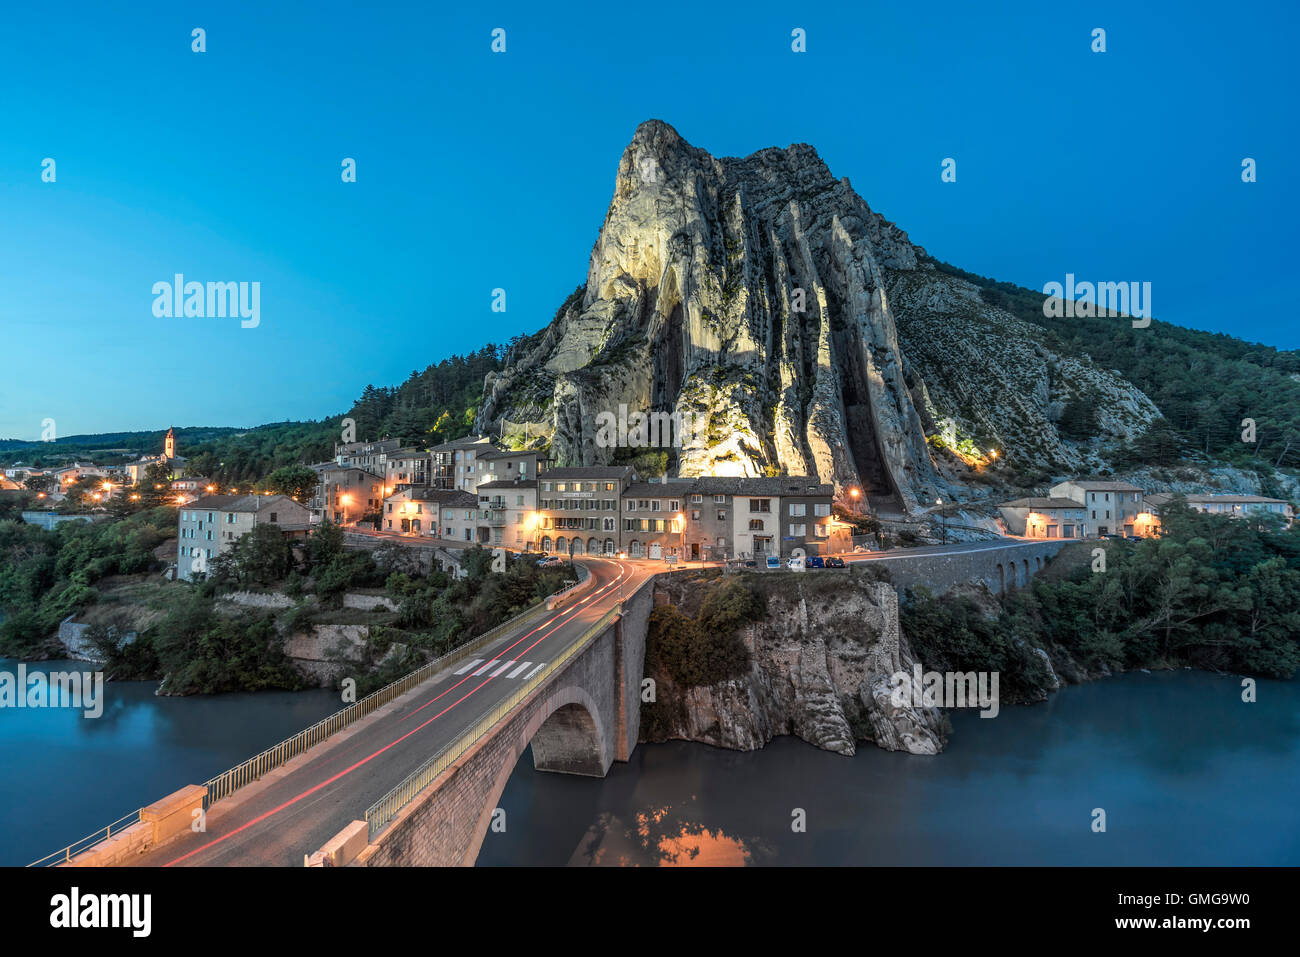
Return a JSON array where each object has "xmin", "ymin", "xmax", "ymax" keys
[
  {"xmin": 27, "ymin": 809, "xmax": 144, "ymax": 867},
  {"xmin": 365, "ymin": 603, "xmax": 622, "ymax": 841},
  {"xmin": 204, "ymin": 598, "xmax": 552, "ymax": 808},
  {"xmin": 28, "ymin": 596, "xmax": 554, "ymax": 866}
]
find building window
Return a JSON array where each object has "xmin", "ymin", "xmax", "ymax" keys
[
  {"xmin": 749, "ymin": 519, "xmax": 764, "ymax": 531},
  {"xmin": 789, "ymin": 503, "xmax": 807, "ymax": 517},
  {"xmin": 789, "ymin": 523, "xmax": 806, "ymax": 536},
  {"xmin": 814, "ymin": 503, "xmax": 830, "ymax": 517},
  {"xmin": 749, "ymin": 499, "xmax": 771, "ymax": 513}
]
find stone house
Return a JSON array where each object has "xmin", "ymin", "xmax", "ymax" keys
[
  {"xmin": 177, "ymin": 494, "xmax": 311, "ymax": 580},
  {"xmin": 1050, "ymin": 480, "xmax": 1144, "ymax": 536}
]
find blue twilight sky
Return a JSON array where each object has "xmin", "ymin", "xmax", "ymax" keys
[{"xmin": 2, "ymin": 0, "xmax": 1296, "ymax": 440}]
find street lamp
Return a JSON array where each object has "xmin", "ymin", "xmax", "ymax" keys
[
  {"xmin": 936, "ymin": 498, "xmax": 946, "ymax": 545},
  {"xmin": 675, "ymin": 512, "xmax": 685, "ymax": 562}
]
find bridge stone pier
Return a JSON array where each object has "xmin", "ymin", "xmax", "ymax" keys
[{"xmin": 356, "ymin": 579, "xmax": 654, "ymax": 867}]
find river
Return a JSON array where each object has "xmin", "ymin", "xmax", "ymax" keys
[
  {"xmin": 0, "ymin": 658, "xmax": 340, "ymax": 866},
  {"xmin": 479, "ymin": 670, "xmax": 1300, "ymax": 866},
  {"xmin": 2, "ymin": 663, "xmax": 1296, "ymax": 866}
]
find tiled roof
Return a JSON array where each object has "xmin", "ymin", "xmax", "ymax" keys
[
  {"xmin": 1057, "ymin": 479, "xmax": 1143, "ymax": 491},
  {"xmin": 998, "ymin": 497, "xmax": 1085, "ymax": 509},
  {"xmin": 403, "ymin": 488, "xmax": 478, "ymax": 506},
  {"xmin": 1148, "ymin": 492, "xmax": 1289, "ymax": 506},
  {"xmin": 427, "ymin": 436, "xmax": 494, "ymax": 453},
  {"xmin": 186, "ymin": 493, "xmax": 306, "ymax": 512},
  {"xmin": 687, "ymin": 476, "xmax": 832, "ymax": 497},
  {"xmin": 477, "ymin": 478, "xmax": 536, "ymax": 490},
  {"xmin": 476, "ymin": 448, "xmax": 537, "ymax": 460},
  {"xmin": 622, "ymin": 481, "xmax": 691, "ymax": 498},
  {"xmin": 541, "ymin": 466, "xmax": 635, "ymax": 480}
]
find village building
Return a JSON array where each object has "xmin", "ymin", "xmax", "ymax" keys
[
  {"xmin": 429, "ymin": 435, "xmax": 496, "ymax": 492},
  {"xmin": 313, "ymin": 464, "xmax": 384, "ymax": 525},
  {"xmin": 620, "ymin": 480, "xmax": 689, "ymax": 559},
  {"xmin": 1144, "ymin": 492, "xmax": 1295, "ymax": 528},
  {"xmin": 536, "ymin": 466, "xmax": 635, "ymax": 556},
  {"xmin": 334, "ymin": 438, "xmax": 401, "ymax": 474},
  {"xmin": 474, "ymin": 448, "xmax": 542, "ymax": 489},
  {"xmin": 124, "ymin": 427, "xmax": 187, "ymax": 483},
  {"xmin": 381, "ymin": 486, "xmax": 439, "ymax": 535},
  {"xmin": 169, "ymin": 476, "xmax": 213, "ymax": 505},
  {"xmin": 1049, "ymin": 480, "xmax": 1145, "ymax": 536},
  {"xmin": 383, "ymin": 448, "xmax": 433, "ymax": 492},
  {"xmin": 476, "ymin": 478, "xmax": 540, "ymax": 550},
  {"xmin": 435, "ymin": 489, "xmax": 482, "ymax": 543},
  {"xmin": 176, "ymin": 494, "xmax": 311, "ymax": 580}
]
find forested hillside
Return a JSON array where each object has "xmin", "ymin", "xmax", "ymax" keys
[{"xmin": 930, "ymin": 259, "xmax": 1300, "ymax": 470}]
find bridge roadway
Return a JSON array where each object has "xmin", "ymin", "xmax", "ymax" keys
[{"xmin": 131, "ymin": 557, "xmax": 652, "ymax": 867}]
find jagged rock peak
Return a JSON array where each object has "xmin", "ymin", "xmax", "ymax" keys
[{"xmin": 477, "ymin": 120, "xmax": 1160, "ymax": 513}]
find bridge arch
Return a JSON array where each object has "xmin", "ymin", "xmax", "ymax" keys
[{"xmin": 465, "ymin": 684, "xmax": 610, "ymax": 866}]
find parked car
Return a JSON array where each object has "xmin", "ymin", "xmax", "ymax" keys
[
  {"xmin": 765, "ymin": 555, "xmax": 781, "ymax": 569},
  {"xmin": 825, "ymin": 556, "xmax": 846, "ymax": 568},
  {"xmin": 786, "ymin": 555, "xmax": 803, "ymax": 570},
  {"xmin": 852, "ymin": 544, "xmax": 870, "ymax": 553},
  {"xmin": 806, "ymin": 555, "xmax": 825, "ymax": 568},
  {"xmin": 538, "ymin": 556, "xmax": 565, "ymax": 568}
]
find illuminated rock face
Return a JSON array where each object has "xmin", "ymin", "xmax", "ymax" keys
[{"xmin": 477, "ymin": 120, "xmax": 1158, "ymax": 511}]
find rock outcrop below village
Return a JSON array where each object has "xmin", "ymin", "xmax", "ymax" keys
[
  {"xmin": 477, "ymin": 119, "xmax": 1161, "ymax": 513},
  {"xmin": 642, "ymin": 572, "xmax": 947, "ymax": 756}
]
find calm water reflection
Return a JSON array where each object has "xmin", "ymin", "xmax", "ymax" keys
[{"xmin": 480, "ymin": 671, "xmax": 1300, "ymax": 866}]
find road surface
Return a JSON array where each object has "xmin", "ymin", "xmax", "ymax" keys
[{"xmin": 131, "ymin": 557, "xmax": 649, "ymax": 866}]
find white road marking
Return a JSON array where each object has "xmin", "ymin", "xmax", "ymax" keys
[
  {"xmin": 524, "ymin": 663, "xmax": 546, "ymax": 679},
  {"xmin": 473, "ymin": 659, "xmax": 499, "ymax": 676},
  {"xmin": 490, "ymin": 660, "xmax": 516, "ymax": 677},
  {"xmin": 506, "ymin": 661, "xmax": 533, "ymax": 679},
  {"xmin": 454, "ymin": 659, "xmax": 484, "ymax": 675}
]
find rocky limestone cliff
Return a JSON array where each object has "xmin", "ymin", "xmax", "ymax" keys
[
  {"xmin": 478, "ymin": 120, "xmax": 1163, "ymax": 514},
  {"xmin": 642, "ymin": 572, "xmax": 947, "ymax": 756},
  {"xmin": 887, "ymin": 267, "xmax": 1161, "ymax": 476}
]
